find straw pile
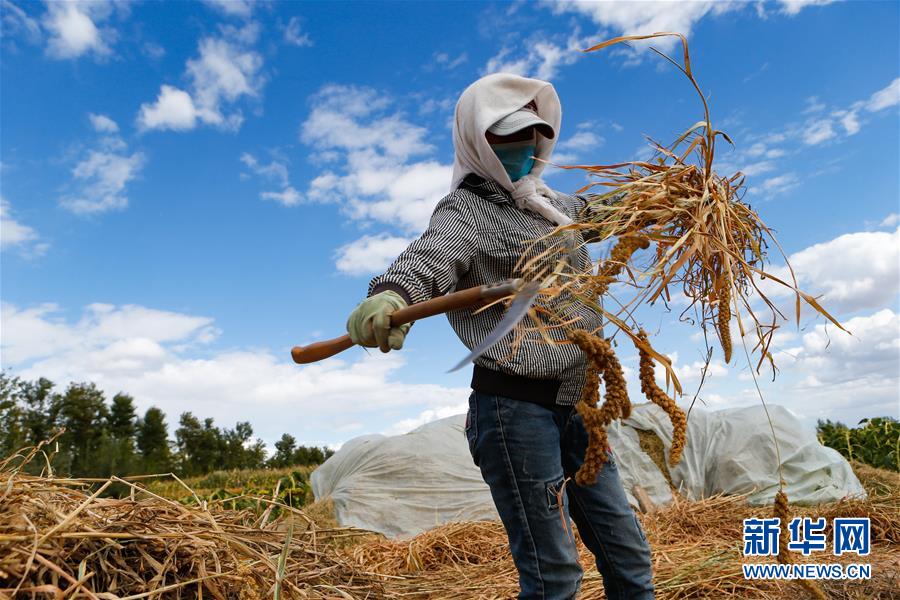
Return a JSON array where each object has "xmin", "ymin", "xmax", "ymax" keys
[
  {"xmin": 2, "ymin": 437, "xmax": 897, "ymax": 598},
  {"xmin": 351, "ymin": 487, "xmax": 900, "ymax": 599},
  {"xmin": 0, "ymin": 445, "xmax": 381, "ymax": 599}
]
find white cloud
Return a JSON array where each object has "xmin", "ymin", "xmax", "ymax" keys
[
  {"xmin": 777, "ymin": 0, "xmax": 835, "ymax": 16},
  {"xmin": 188, "ymin": 36, "xmax": 260, "ymax": 106},
  {"xmin": 549, "ymin": 1, "xmax": 736, "ymax": 54},
  {"xmin": 343, "ymin": 160, "xmax": 453, "ymax": 232},
  {"xmin": 382, "ymin": 402, "xmax": 468, "ymax": 436},
  {"xmin": 1, "ymin": 302, "xmax": 218, "ymax": 365},
  {"xmin": 142, "ymin": 41, "xmax": 165, "ymax": 59},
  {"xmin": 760, "ymin": 226, "xmax": 900, "ymax": 316},
  {"xmin": 2, "ymin": 1, "xmax": 41, "ymax": 45},
  {"xmin": 1, "ymin": 198, "xmax": 48, "ymax": 257},
  {"xmin": 1, "ymin": 301, "xmax": 468, "ymax": 446},
  {"xmin": 866, "ymin": 77, "xmax": 900, "ymax": 112},
  {"xmin": 260, "ymin": 187, "xmax": 301, "ymax": 207},
  {"xmin": 335, "ymin": 234, "xmax": 414, "ymax": 276},
  {"xmin": 551, "ymin": 123, "xmax": 605, "ymax": 165},
  {"xmin": 558, "ymin": 128, "xmax": 604, "ymax": 152},
  {"xmin": 300, "ymin": 85, "xmax": 452, "ymax": 232},
  {"xmin": 836, "ymin": 108, "xmax": 861, "ymax": 135},
  {"xmin": 483, "ymin": 31, "xmax": 590, "ymax": 80},
  {"xmin": 43, "ymin": 0, "xmax": 118, "ymax": 60},
  {"xmin": 138, "ymin": 27, "xmax": 264, "ymax": 133},
  {"xmin": 766, "ymin": 309, "xmax": 899, "ymax": 423},
  {"xmin": 241, "ymin": 152, "xmax": 289, "ymax": 187},
  {"xmin": 240, "ymin": 152, "xmax": 302, "ymax": 206},
  {"xmin": 787, "ymin": 77, "xmax": 899, "ymax": 149},
  {"xmin": 739, "ymin": 160, "xmax": 776, "ymax": 177},
  {"xmin": 802, "ymin": 96, "xmax": 826, "ymax": 114},
  {"xmin": 60, "ymin": 148, "xmax": 145, "ymax": 214},
  {"xmin": 203, "ymin": 0, "xmax": 254, "ymax": 18},
  {"xmin": 754, "ymin": 172, "xmax": 800, "ymax": 195},
  {"xmin": 673, "ymin": 357, "xmax": 729, "ymax": 384},
  {"xmin": 794, "ymin": 310, "xmax": 898, "ymax": 379},
  {"xmin": 137, "ymin": 85, "xmax": 204, "ymax": 132},
  {"xmin": 88, "ymin": 112, "xmax": 118, "ymax": 133},
  {"xmin": 302, "ymin": 85, "xmax": 431, "ymax": 161},
  {"xmin": 802, "ymin": 118, "xmax": 836, "ymax": 145},
  {"xmin": 433, "ymin": 51, "xmax": 467, "ymax": 70},
  {"xmin": 880, "ymin": 213, "xmax": 900, "ymax": 228},
  {"xmin": 283, "ymin": 16, "xmax": 313, "ymax": 47}
]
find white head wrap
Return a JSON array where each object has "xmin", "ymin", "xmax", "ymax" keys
[{"xmin": 450, "ymin": 73, "xmax": 572, "ymax": 226}]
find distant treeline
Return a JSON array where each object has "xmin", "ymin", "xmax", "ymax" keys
[{"xmin": 0, "ymin": 373, "xmax": 334, "ymax": 478}]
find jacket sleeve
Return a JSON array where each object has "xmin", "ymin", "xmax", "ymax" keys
[{"xmin": 368, "ymin": 193, "xmax": 478, "ymax": 305}]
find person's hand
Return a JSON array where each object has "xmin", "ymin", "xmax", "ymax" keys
[{"xmin": 346, "ymin": 291, "xmax": 411, "ymax": 352}]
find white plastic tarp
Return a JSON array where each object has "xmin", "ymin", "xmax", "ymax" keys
[
  {"xmin": 312, "ymin": 404, "xmax": 865, "ymax": 538},
  {"xmin": 311, "ymin": 416, "xmax": 498, "ymax": 538},
  {"xmin": 624, "ymin": 403, "xmax": 866, "ymax": 505}
]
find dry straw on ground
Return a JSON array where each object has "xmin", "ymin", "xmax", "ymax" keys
[
  {"xmin": 350, "ymin": 483, "xmax": 900, "ymax": 599},
  {"xmin": 3, "ymin": 439, "xmax": 897, "ymax": 599},
  {"xmin": 0, "ymin": 440, "xmax": 381, "ymax": 599}
]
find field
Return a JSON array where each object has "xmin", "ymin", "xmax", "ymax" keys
[{"xmin": 2, "ymin": 446, "xmax": 898, "ymax": 599}]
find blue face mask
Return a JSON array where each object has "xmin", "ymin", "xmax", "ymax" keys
[{"xmin": 491, "ymin": 140, "xmax": 536, "ymax": 182}]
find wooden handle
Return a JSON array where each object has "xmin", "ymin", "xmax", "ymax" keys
[
  {"xmin": 290, "ymin": 279, "xmax": 521, "ymax": 365},
  {"xmin": 291, "ymin": 335, "xmax": 355, "ymax": 364}
]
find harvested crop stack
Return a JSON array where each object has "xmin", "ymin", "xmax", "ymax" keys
[
  {"xmin": 352, "ymin": 483, "xmax": 900, "ymax": 599},
  {"xmin": 0, "ymin": 444, "xmax": 380, "ymax": 599}
]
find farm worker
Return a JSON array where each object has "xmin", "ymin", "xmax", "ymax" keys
[{"xmin": 346, "ymin": 73, "xmax": 655, "ymax": 600}]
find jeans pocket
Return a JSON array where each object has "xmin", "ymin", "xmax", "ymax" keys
[{"xmin": 465, "ymin": 392, "xmax": 479, "ymax": 467}]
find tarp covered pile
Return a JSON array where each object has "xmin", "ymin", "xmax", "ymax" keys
[{"xmin": 312, "ymin": 404, "xmax": 865, "ymax": 538}]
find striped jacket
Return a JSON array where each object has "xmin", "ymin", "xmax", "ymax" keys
[{"xmin": 369, "ymin": 174, "xmax": 603, "ymax": 405}]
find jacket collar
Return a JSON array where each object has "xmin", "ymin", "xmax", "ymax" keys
[{"xmin": 459, "ymin": 173, "xmax": 513, "ymax": 205}]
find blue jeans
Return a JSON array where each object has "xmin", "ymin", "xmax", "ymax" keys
[{"xmin": 465, "ymin": 391, "xmax": 655, "ymax": 600}]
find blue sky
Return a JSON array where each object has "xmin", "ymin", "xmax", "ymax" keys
[{"xmin": 2, "ymin": 0, "xmax": 898, "ymax": 450}]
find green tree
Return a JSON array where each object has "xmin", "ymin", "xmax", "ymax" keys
[
  {"xmin": 221, "ymin": 421, "xmax": 253, "ymax": 470},
  {"xmin": 56, "ymin": 382, "xmax": 109, "ymax": 476},
  {"xmin": 137, "ymin": 407, "xmax": 172, "ymax": 474},
  {"xmin": 176, "ymin": 413, "xmax": 223, "ymax": 476},
  {"xmin": 245, "ymin": 437, "xmax": 267, "ymax": 469},
  {"xmin": 0, "ymin": 372, "xmax": 26, "ymax": 457},
  {"xmin": 106, "ymin": 393, "xmax": 138, "ymax": 474},
  {"xmin": 270, "ymin": 433, "xmax": 297, "ymax": 468},
  {"xmin": 18, "ymin": 377, "xmax": 58, "ymax": 446},
  {"xmin": 292, "ymin": 445, "xmax": 334, "ymax": 466}
]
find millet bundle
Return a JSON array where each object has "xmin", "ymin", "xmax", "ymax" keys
[
  {"xmin": 636, "ymin": 330, "xmax": 687, "ymax": 466},
  {"xmin": 716, "ymin": 276, "xmax": 733, "ymax": 363},
  {"xmin": 568, "ymin": 329, "xmax": 631, "ymax": 486}
]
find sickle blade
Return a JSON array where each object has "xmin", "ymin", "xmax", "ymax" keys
[{"xmin": 448, "ymin": 281, "xmax": 542, "ymax": 372}]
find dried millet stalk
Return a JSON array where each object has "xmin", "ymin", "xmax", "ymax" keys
[
  {"xmin": 592, "ymin": 234, "xmax": 650, "ymax": 297},
  {"xmin": 716, "ymin": 276, "xmax": 733, "ymax": 363},
  {"xmin": 636, "ymin": 330, "xmax": 687, "ymax": 466},
  {"xmin": 569, "ymin": 329, "xmax": 631, "ymax": 486},
  {"xmin": 773, "ymin": 489, "xmax": 828, "ymax": 600}
]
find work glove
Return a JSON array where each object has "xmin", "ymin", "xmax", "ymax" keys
[{"xmin": 346, "ymin": 290, "xmax": 411, "ymax": 353}]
